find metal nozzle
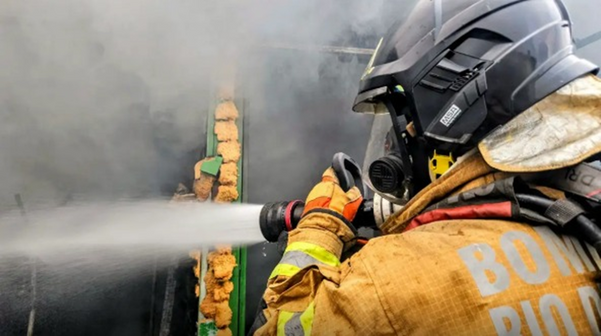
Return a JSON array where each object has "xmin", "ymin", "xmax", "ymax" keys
[
  {"xmin": 259, "ymin": 201, "xmax": 305, "ymax": 242},
  {"xmin": 260, "ymin": 198, "xmax": 386, "ymax": 242}
]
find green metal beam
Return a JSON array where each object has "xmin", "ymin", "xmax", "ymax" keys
[
  {"xmin": 229, "ymin": 93, "xmax": 246, "ymax": 336},
  {"xmin": 198, "ymin": 88, "xmax": 219, "ymax": 336},
  {"xmin": 199, "ymin": 87, "xmax": 247, "ymax": 336}
]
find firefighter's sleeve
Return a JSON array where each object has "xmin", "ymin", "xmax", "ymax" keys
[{"xmin": 250, "ymin": 168, "xmax": 362, "ymax": 336}]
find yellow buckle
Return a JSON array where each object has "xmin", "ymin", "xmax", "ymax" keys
[{"xmin": 429, "ymin": 150, "xmax": 455, "ymax": 180}]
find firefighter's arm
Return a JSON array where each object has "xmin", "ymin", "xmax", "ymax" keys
[{"xmin": 250, "ymin": 168, "xmax": 361, "ymax": 336}]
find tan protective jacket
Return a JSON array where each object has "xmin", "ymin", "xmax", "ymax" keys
[{"xmin": 255, "ymin": 75, "xmax": 601, "ymax": 335}]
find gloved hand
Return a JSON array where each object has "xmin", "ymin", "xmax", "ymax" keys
[
  {"xmin": 302, "ymin": 167, "xmax": 363, "ymax": 221},
  {"xmin": 296, "ymin": 167, "xmax": 363, "ymax": 251}
]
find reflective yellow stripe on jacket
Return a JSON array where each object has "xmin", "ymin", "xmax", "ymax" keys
[
  {"xmin": 270, "ymin": 242, "xmax": 340, "ymax": 279},
  {"xmin": 277, "ymin": 302, "xmax": 315, "ymax": 336}
]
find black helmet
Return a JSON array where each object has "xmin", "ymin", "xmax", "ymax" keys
[{"xmin": 355, "ymin": 0, "xmax": 599, "ymax": 200}]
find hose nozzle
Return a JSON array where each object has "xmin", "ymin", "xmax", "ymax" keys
[
  {"xmin": 259, "ymin": 200, "xmax": 305, "ymax": 242},
  {"xmin": 259, "ymin": 199, "xmax": 384, "ymax": 242},
  {"xmin": 259, "ymin": 152, "xmax": 389, "ymax": 242}
]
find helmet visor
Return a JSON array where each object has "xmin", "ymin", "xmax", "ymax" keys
[
  {"xmin": 353, "ymin": 86, "xmax": 389, "ymax": 114},
  {"xmin": 362, "ymin": 108, "xmax": 408, "ymax": 204}
]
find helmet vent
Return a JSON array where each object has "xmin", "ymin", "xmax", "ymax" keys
[{"xmin": 450, "ymin": 70, "xmax": 478, "ymax": 91}]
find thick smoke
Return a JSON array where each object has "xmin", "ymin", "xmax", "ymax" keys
[
  {"xmin": 0, "ymin": 3, "xmax": 399, "ymax": 334},
  {"xmin": 0, "ymin": 0, "xmax": 398, "ymax": 211},
  {"xmin": 565, "ymin": 0, "xmax": 601, "ymax": 65},
  {"xmin": 1, "ymin": 1, "xmax": 599, "ymax": 335},
  {"xmin": 1, "ymin": 0, "xmax": 599, "ymax": 208}
]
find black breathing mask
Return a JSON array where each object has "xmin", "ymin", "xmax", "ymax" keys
[
  {"xmin": 363, "ymin": 95, "xmax": 431, "ymax": 204},
  {"xmin": 368, "ymin": 124, "xmax": 411, "ymax": 202}
]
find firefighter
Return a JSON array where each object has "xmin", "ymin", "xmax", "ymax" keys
[{"xmin": 251, "ymin": 0, "xmax": 601, "ymax": 334}]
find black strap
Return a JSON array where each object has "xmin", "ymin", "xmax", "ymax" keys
[
  {"xmin": 526, "ymin": 162, "xmax": 601, "ymax": 203},
  {"xmin": 544, "ymin": 199, "xmax": 586, "ymax": 227}
]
